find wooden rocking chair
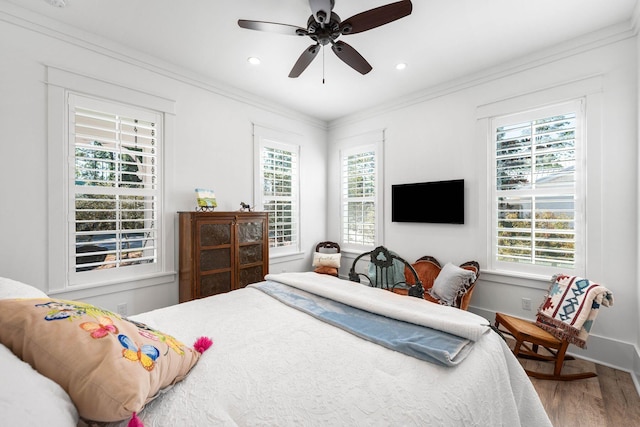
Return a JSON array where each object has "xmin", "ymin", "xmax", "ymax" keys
[
  {"xmin": 494, "ymin": 312, "xmax": 595, "ymax": 381},
  {"xmin": 495, "ymin": 274, "xmax": 613, "ymax": 381}
]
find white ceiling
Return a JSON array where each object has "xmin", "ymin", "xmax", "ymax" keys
[{"xmin": 6, "ymin": 0, "xmax": 638, "ymax": 122}]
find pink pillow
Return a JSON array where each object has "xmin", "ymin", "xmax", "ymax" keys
[{"xmin": 0, "ymin": 298, "xmax": 201, "ymax": 423}]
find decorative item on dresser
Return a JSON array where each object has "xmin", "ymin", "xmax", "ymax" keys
[
  {"xmin": 194, "ymin": 188, "xmax": 217, "ymax": 212},
  {"xmin": 178, "ymin": 211, "xmax": 269, "ymax": 302}
]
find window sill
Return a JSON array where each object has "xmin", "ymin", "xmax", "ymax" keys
[
  {"xmin": 48, "ymin": 271, "xmax": 176, "ymax": 300},
  {"xmin": 340, "ymin": 247, "xmax": 374, "ymax": 258},
  {"xmin": 480, "ymin": 269, "xmax": 552, "ymax": 290},
  {"xmin": 269, "ymin": 251, "xmax": 305, "ymax": 264}
]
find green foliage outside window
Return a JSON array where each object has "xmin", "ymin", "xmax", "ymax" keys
[
  {"xmin": 495, "ymin": 111, "xmax": 578, "ymax": 269},
  {"xmin": 75, "ymin": 140, "xmax": 154, "ymax": 270}
]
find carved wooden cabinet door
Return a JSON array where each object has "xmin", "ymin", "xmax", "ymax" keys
[
  {"xmin": 197, "ymin": 217, "xmax": 234, "ymax": 297},
  {"xmin": 179, "ymin": 211, "xmax": 269, "ymax": 302},
  {"xmin": 237, "ymin": 218, "xmax": 267, "ymax": 288}
]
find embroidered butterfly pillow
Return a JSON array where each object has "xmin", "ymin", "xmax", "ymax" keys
[{"xmin": 0, "ymin": 298, "xmax": 201, "ymax": 423}]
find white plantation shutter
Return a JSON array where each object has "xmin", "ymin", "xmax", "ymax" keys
[
  {"xmin": 491, "ymin": 99, "xmax": 584, "ymax": 275},
  {"xmin": 341, "ymin": 145, "xmax": 379, "ymax": 249},
  {"xmin": 261, "ymin": 144, "xmax": 299, "ymax": 251},
  {"xmin": 254, "ymin": 125, "xmax": 300, "ymax": 257},
  {"xmin": 69, "ymin": 94, "xmax": 161, "ymax": 279}
]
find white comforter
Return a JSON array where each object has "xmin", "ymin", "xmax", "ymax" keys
[{"xmin": 118, "ymin": 273, "xmax": 551, "ymax": 427}]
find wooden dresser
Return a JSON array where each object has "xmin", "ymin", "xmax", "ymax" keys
[{"xmin": 178, "ymin": 211, "xmax": 269, "ymax": 302}]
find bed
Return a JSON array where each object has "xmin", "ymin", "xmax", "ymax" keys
[{"xmin": 0, "ymin": 273, "xmax": 552, "ymax": 427}]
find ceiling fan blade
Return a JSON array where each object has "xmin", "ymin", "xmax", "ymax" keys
[
  {"xmin": 308, "ymin": 0, "xmax": 335, "ymax": 24},
  {"xmin": 289, "ymin": 44, "xmax": 321, "ymax": 78},
  {"xmin": 238, "ymin": 19, "xmax": 307, "ymax": 36},
  {"xmin": 331, "ymin": 41, "xmax": 372, "ymax": 75},
  {"xmin": 340, "ymin": 0, "xmax": 413, "ymax": 35}
]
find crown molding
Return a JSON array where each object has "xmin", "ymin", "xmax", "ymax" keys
[
  {"xmin": 329, "ymin": 19, "xmax": 636, "ymax": 130},
  {"xmin": 1, "ymin": 0, "xmax": 635, "ymax": 132},
  {"xmin": 0, "ymin": 1, "xmax": 328, "ymax": 130}
]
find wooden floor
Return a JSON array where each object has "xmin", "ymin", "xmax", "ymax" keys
[{"xmin": 515, "ymin": 351, "xmax": 640, "ymax": 426}]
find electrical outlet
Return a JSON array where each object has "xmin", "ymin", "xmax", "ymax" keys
[
  {"xmin": 521, "ymin": 298, "xmax": 532, "ymax": 311},
  {"xmin": 117, "ymin": 303, "xmax": 127, "ymax": 316}
]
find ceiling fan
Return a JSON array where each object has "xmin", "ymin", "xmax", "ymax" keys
[{"xmin": 238, "ymin": 0, "xmax": 413, "ymax": 78}]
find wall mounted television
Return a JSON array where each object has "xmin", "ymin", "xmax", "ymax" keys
[{"xmin": 391, "ymin": 179, "xmax": 464, "ymax": 224}]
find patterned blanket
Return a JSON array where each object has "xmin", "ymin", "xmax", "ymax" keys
[{"xmin": 536, "ymin": 274, "xmax": 613, "ymax": 349}]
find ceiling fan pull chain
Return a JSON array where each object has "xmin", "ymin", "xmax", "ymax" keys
[{"xmin": 322, "ymin": 45, "xmax": 325, "ymax": 84}]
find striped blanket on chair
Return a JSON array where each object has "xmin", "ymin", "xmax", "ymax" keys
[{"xmin": 536, "ymin": 274, "xmax": 613, "ymax": 349}]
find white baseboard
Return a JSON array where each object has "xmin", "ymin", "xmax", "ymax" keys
[
  {"xmin": 472, "ymin": 307, "xmax": 640, "ymax": 396},
  {"xmin": 633, "ymin": 347, "xmax": 640, "ymax": 396}
]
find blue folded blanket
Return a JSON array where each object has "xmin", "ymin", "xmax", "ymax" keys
[{"xmin": 252, "ymin": 280, "xmax": 474, "ymax": 366}]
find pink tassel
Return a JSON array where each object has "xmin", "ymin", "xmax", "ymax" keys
[
  {"xmin": 128, "ymin": 412, "xmax": 144, "ymax": 427},
  {"xmin": 193, "ymin": 336, "xmax": 213, "ymax": 353}
]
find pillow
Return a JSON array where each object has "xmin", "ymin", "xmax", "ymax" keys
[
  {"xmin": 312, "ymin": 251, "xmax": 341, "ymax": 268},
  {"xmin": 430, "ymin": 262, "xmax": 477, "ymax": 306},
  {"xmin": 314, "ymin": 265, "xmax": 339, "ymax": 276},
  {"xmin": 0, "ymin": 343, "xmax": 78, "ymax": 427},
  {"xmin": 0, "ymin": 298, "xmax": 201, "ymax": 423},
  {"xmin": 0, "ymin": 277, "xmax": 48, "ymax": 299}
]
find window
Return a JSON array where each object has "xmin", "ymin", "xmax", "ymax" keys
[
  {"xmin": 47, "ymin": 66, "xmax": 175, "ymax": 294},
  {"xmin": 254, "ymin": 125, "xmax": 300, "ymax": 257},
  {"xmin": 340, "ymin": 136, "xmax": 383, "ymax": 251},
  {"xmin": 490, "ymin": 99, "xmax": 584, "ymax": 276},
  {"xmin": 68, "ymin": 94, "xmax": 162, "ymax": 284}
]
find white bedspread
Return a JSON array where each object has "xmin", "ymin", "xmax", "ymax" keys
[
  {"xmin": 114, "ymin": 273, "xmax": 551, "ymax": 427},
  {"xmin": 264, "ymin": 272, "xmax": 490, "ymax": 341}
]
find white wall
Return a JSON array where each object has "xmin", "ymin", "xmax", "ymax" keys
[
  {"xmin": 0, "ymin": 9, "xmax": 327, "ymax": 315},
  {"xmin": 636, "ymin": 5, "xmax": 640, "ymax": 382},
  {"xmin": 1, "ymin": 3, "xmax": 638, "ymax": 375},
  {"xmin": 328, "ymin": 31, "xmax": 639, "ymax": 372}
]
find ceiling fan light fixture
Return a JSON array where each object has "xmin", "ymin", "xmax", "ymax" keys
[
  {"xmin": 238, "ymin": 0, "xmax": 413, "ymax": 78},
  {"xmin": 247, "ymin": 57, "xmax": 261, "ymax": 65}
]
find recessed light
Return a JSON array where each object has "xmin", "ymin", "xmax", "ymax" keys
[
  {"xmin": 395, "ymin": 63, "xmax": 407, "ymax": 70},
  {"xmin": 247, "ymin": 57, "xmax": 261, "ymax": 65}
]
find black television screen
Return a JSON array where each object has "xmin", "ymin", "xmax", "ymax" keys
[{"xmin": 392, "ymin": 179, "xmax": 464, "ymax": 224}]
